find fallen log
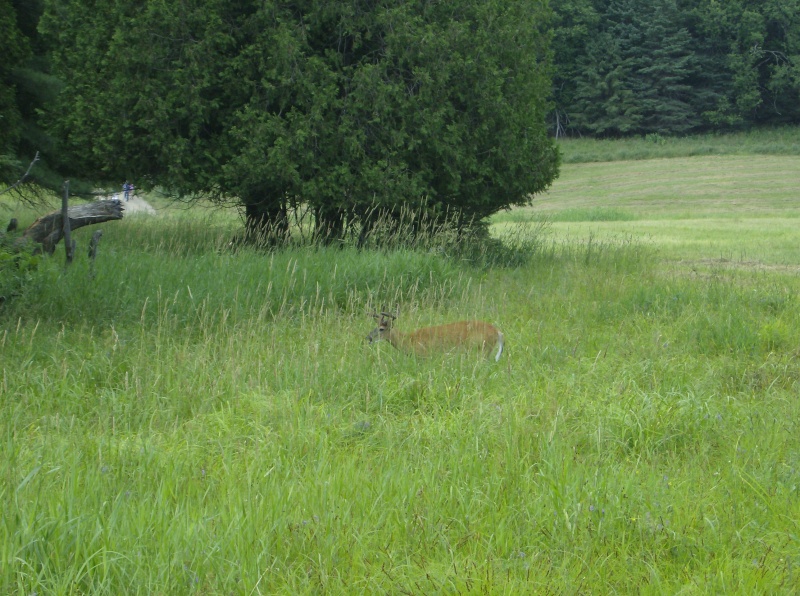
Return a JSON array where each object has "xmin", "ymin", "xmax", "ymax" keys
[{"xmin": 13, "ymin": 200, "xmax": 124, "ymax": 254}]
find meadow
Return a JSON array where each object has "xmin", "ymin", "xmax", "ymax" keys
[{"xmin": 2, "ymin": 130, "xmax": 800, "ymax": 593}]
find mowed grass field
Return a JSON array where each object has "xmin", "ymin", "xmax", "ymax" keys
[
  {"xmin": 494, "ymin": 154, "xmax": 800, "ymax": 266},
  {"xmin": 2, "ymin": 132, "xmax": 800, "ymax": 593}
]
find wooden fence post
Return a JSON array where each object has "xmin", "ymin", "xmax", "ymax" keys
[
  {"xmin": 62, "ymin": 180, "xmax": 75, "ymax": 266},
  {"xmin": 88, "ymin": 230, "xmax": 103, "ymax": 279}
]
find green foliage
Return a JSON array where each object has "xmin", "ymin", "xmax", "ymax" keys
[
  {"xmin": 548, "ymin": 0, "xmax": 600, "ymax": 135},
  {"xmin": 0, "ymin": 0, "xmax": 30, "ymax": 179},
  {"xmin": 551, "ymin": 0, "xmax": 800, "ymax": 136},
  {"xmin": 0, "ymin": 0, "xmax": 70, "ymax": 197},
  {"xmin": 0, "ymin": 241, "xmax": 40, "ymax": 304},
  {"xmin": 41, "ymin": 0, "xmax": 559, "ymax": 240},
  {"xmin": 570, "ymin": 0, "xmax": 698, "ymax": 136}
]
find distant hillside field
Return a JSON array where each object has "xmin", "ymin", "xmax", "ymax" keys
[{"xmin": 495, "ymin": 153, "xmax": 800, "ymax": 266}]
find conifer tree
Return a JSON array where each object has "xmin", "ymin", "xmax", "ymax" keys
[
  {"xmin": 570, "ymin": 0, "xmax": 697, "ymax": 136},
  {"xmin": 1, "ymin": 0, "xmax": 69, "ymax": 194},
  {"xmin": 0, "ymin": 0, "xmax": 31, "ymax": 182},
  {"xmin": 41, "ymin": 0, "xmax": 559, "ymax": 241}
]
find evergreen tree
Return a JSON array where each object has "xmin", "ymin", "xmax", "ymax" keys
[
  {"xmin": 757, "ymin": 0, "xmax": 800, "ymax": 124},
  {"xmin": 549, "ymin": 0, "xmax": 600, "ymax": 136},
  {"xmin": 41, "ymin": 0, "xmax": 559, "ymax": 241},
  {"xmin": 0, "ymin": 0, "xmax": 30, "ymax": 182},
  {"xmin": 678, "ymin": 0, "xmax": 742, "ymax": 127},
  {"xmin": 1, "ymin": 0, "xmax": 69, "ymax": 194},
  {"xmin": 553, "ymin": 0, "xmax": 800, "ymax": 134},
  {"xmin": 570, "ymin": 0, "xmax": 697, "ymax": 136},
  {"xmin": 627, "ymin": 0, "xmax": 697, "ymax": 134},
  {"xmin": 571, "ymin": 28, "xmax": 641, "ymax": 135}
]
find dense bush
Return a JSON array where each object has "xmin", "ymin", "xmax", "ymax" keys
[{"xmin": 40, "ymin": 0, "xmax": 559, "ymax": 242}]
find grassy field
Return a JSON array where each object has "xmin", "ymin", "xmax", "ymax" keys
[
  {"xmin": 495, "ymin": 153, "xmax": 800, "ymax": 268},
  {"xmin": 557, "ymin": 126, "xmax": 800, "ymax": 164},
  {"xmin": 2, "ymin": 133, "xmax": 800, "ymax": 593}
]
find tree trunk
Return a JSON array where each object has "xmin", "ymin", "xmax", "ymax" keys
[
  {"xmin": 243, "ymin": 195, "xmax": 289, "ymax": 246},
  {"xmin": 313, "ymin": 204, "xmax": 346, "ymax": 245}
]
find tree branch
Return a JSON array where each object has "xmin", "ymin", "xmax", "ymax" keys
[{"xmin": 0, "ymin": 152, "xmax": 40, "ymax": 196}]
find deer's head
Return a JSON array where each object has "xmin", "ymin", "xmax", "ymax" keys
[{"xmin": 366, "ymin": 311, "xmax": 396, "ymax": 343}]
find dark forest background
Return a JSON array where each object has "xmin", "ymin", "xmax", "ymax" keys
[{"xmin": 550, "ymin": 0, "xmax": 800, "ymax": 137}]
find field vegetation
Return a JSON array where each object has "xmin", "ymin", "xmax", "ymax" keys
[
  {"xmin": 496, "ymin": 129, "xmax": 800, "ymax": 267},
  {"xmin": 2, "ymin": 131, "xmax": 800, "ymax": 593},
  {"xmin": 557, "ymin": 127, "xmax": 800, "ymax": 164}
]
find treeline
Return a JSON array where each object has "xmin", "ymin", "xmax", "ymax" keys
[{"xmin": 551, "ymin": 0, "xmax": 800, "ymax": 137}]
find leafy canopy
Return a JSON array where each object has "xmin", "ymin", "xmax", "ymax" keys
[{"xmin": 42, "ymin": 0, "xmax": 559, "ymax": 238}]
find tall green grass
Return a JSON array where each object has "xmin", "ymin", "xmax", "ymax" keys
[
  {"xmin": 3, "ymin": 198, "xmax": 800, "ymax": 592},
  {"xmin": 3, "ymin": 136, "xmax": 800, "ymax": 592}
]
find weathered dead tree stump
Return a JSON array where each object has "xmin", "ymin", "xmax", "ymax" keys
[{"xmin": 13, "ymin": 200, "xmax": 124, "ymax": 254}]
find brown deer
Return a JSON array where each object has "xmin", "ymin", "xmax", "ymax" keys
[{"xmin": 367, "ymin": 312, "xmax": 504, "ymax": 361}]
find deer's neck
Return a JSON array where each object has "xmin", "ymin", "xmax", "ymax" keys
[{"xmin": 387, "ymin": 329, "xmax": 411, "ymax": 352}]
